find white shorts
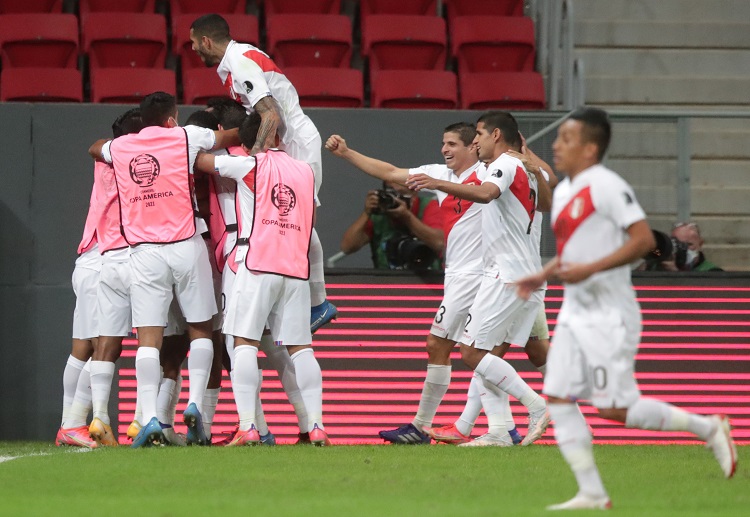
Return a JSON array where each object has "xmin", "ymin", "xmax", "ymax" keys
[
  {"xmin": 129, "ymin": 235, "xmax": 217, "ymax": 327},
  {"xmin": 224, "ymin": 268, "xmax": 312, "ymax": 346},
  {"xmin": 461, "ymin": 274, "xmax": 543, "ymax": 351},
  {"xmin": 430, "ymin": 273, "xmax": 482, "ymax": 342},
  {"xmin": 221, "ymin": 260, "xmax": 237, "ymax": 320},
  {"xmin": 72, "ymin": 265, "xmax": 100, "ymax": 340},
  {"xmin": 284, "ymin": 130, "xmax": 322, "ymax": 199},
  {"xmin": 543, "ymin": 310, "xmax": 642, "ymax": 408},
  {"xmin": 527, "ymin": 300, "xmax": 550, "ymax": 341},
  {"xmin": 97, "ymin": 256, "xmax": 132, "ymax": 337}
]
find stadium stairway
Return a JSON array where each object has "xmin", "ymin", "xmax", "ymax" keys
[{"xmin": 574, "ymin": 0, "xmax": 750, "ymax": 270}]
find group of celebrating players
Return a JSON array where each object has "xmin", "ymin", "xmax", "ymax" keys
[{"xmin": 54, "ymin": 12, "xmax": 736, "ymax": 511}]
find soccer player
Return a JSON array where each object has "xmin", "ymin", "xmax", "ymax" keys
[
  {"xmin": 194, "ymin": 112, "xmax": 329, "ymax": 446},
  {"xmin": 516, "ymin": 107, "xmax": 738, "ymax": 510},
  {"xmin": 88, "ymin": 92, "xmax": 240, "ymax": 447},
  {"xmin": 189, "ymin": 14, "xmax": 337, "ymax": 333},
  {"xmin": 407, "ymin": 112, "xmax": 550, "ymax": 446}
]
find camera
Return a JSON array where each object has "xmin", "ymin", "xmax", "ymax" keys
[
  {"xmin": 642, "ymin": 230, "xmax": 689, "ymax": 270},
  {"xmin": 385, "ymin": 234, "xmax": 438, "ymax": 271},
  {"xmin": 373, "ymin": 187, "xmax": 408, "ymax": 214}
]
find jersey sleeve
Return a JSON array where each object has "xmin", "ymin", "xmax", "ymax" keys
[
  {"xmin": 214, "ymin": 155, "xmax": 256, "ymax": 182},
  {"xmin": 482, "ymin": 156, "xmax": 516, "ymax": 194},
  {"xmin": 594, "ymin": 174, "xmax": 647, "ymax": 229},
  {"xmin": 230, "ymin": 52, "xmax": 273, "ymax": 110},
  {"xmin": 100, "ymin": 140, "xmax": 113, "ymax": 164},
  {"xmin": 185, "ymin": 125, "xmax": 217, "ymax": 153}
]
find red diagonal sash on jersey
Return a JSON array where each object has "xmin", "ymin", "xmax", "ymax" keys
[
  {"xmin": 243, "ymin": 49, "xmax": 283, "ymax": 74},
  {"xmin": 553, "ymin": 185, "xmax": 595, "ymax": 256},
  {"xmin": 440, "ymin": 170, "xmax": 481, "ymax": 240},
  {"xmin": 508, "ymin": 165, "xmax": 536, "ymax": 233}
]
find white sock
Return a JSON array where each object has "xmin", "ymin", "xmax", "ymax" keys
[
  {"xmin": 187, "ymin": 337, "xmax": 213, "ymax": 411},
  {"xmin": 61, "ymin": 355, "xmax": 86, "ymax": 425},
  {"xmin": 308, "ymin": 228, "xmax": 326, "ymax": 306},
  {"xmin": 203, "ymin": 388, "xmax": 221, "ymax": 437},
  {"xmin": 412, "ymin": 364, "xmax": 451, "ymax": 430},
  {"xmin": 169, "ymin": 375, "xmax": 182, "ymax": 426},
  {"xmin": 625, "ymin": 397, "xmax": 714, "ymax": 440},
  {"xmin": 89, "ymin": 360, "xmax": 115, "ymax": 426},
  {"xmin": 262, "ymin": 335, "xmax": 309, "ymax": 433},
  {"xmin": 65, "ymin": 359, "xmax": 92, "ymax": 428},
  {"xmin": 291, "ymin": 348, "xmax": 323, "ymax": 431},
  {"xmin": 135, "ymin": 347, "xmax": 161, "ymax": 423},
  {"xmin": 549, "ymin": 403, "xmax": 608, "ymax": 499},
  {"xmin": 456, "ymin": 372, "xmax": 482, "ymax": 436},
  {"xmin": 254, "ymin": 369, "xmax": 269, "ymax": 436},
  {"xmin": 475, "ymin": 354, "xmax": 545, "ymax": 413},
  {"xmin": 480, "ymin": 378, "xmax": 510, "ymax": 437},
  {"xmin": 157, "ymin": 378, "xmax": 176, "ymax": 424},
  {"xmin": 232, "ymin": 345, "xmax": 259, "ymax": 431}
]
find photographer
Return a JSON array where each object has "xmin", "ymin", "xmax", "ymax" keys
[
  {"xmin": 339, "ymin": 180, "xmax": 443, "ymax": 270},
  {"xmin": 641, "ymin": 222, "xmax": 723, "ymax": 271}
]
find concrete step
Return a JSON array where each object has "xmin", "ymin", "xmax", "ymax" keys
[
  {"xmin": 585, "ymin": 76, "xmax": 750, "ymax": 106},
  {"xmin": 609, "ymin": 159, "xmax": 750, "ymax": 189},
  {"xmin": 607, "ymin": 124, "xmax": 750, "ymax": 160},
  {"xmin": 576, "ymin": 21, "xmax": 750, "ymax": 49},
  {"xmin": 574, "ymin": 0, "xmax": 750, "ymax": 23},
  {"xmin": 699, "ymin": 244, "xmax": 750, "ymax": 271},
  {"xmin": 649, "ymin": 215, "xmax": 750, "ymax": 245},
  {"xmin": 575, "ymin": 49, "xmax": 750, "ymax": 76},
  {"xmin": 633, "ymin": 186, "xmax": 750, "ymax": 215}
]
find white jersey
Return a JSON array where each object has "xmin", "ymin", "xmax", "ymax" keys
[
  {"xmin": 551, "ymin": 164, "xmax": 647, "ymax": 323},
  {"xmin": 217, "ymin": 41, "xmax": 320, "ymax": 150},
  {"xmin": 480, "ymin": 153, "xmax": 543, "ymax": 281},
  {"xmin": 213, "ymin": 154, "xmax": 258, "ymax": 263},
  {"xmin": 408, "ymin": 161, "xmax": 484, "ymax": 276},
  {"xmin": 211, "ymin": 148, "xmax": 239, "ymax": 257}
]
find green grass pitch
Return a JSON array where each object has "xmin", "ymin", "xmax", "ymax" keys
[{"xmin": 0, "ymin": 442, "xmax": 747, "ymax": 516}]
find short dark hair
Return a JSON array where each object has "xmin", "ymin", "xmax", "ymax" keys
[
  {"xmin": 112, "ymin": 108, "xmax": 143, "ymax": 138},
  {"xmin": 206, "ymin": 96, "xmax": 247, "ymax": 129},
  {"xmin": 444, "ymin": 122, "xmax": 476, "ymax": 146},
  {"xmin": 185, "ymin": 109, "xmax": 220, "ymax": 130},
  {"xmin": 477, "ymin": 111, "xmax": 521, "ymax": 149},
  {"xmin": 190, "ymin": 14, "xmax": 230, "ymax": 43},
  {"xmin": 238, "ymin": 111, "xmax": 262, "ymax": 149},
  {"xmin": 567, "ymin": 106, "xmax": 611, "ymax": 161},
  {"xmin": 140, "ymin": 91, "xmax": 177, "ymax": 127}
]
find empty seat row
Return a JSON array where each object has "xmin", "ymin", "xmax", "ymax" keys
[
  {"xmin": 0, "ymin": 66, "xmax": 546, "ymax": 110},
  {"xmin": 0, "ymin": 12, "xmax": 535, "ymax": 75}
]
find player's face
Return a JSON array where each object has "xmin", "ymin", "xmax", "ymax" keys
[
  {"xmin": 441, "ymin": 131, "xmax": 474, "ymax": 171},
  {"xmin": 473, "ymin": 122, "xmax": 495, "ymax": 163},
  {"xmin": 190, "ymin": 29, "xmax": 219, "ymax": 67},
  {"xmin": 553, "ymin": 119, "xmax": 590, "ymax": 174}
]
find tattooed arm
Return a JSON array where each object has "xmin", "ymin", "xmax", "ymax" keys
[{"xmin": 250, "ymin": 96, "xmax": 286, "ymax": 155}]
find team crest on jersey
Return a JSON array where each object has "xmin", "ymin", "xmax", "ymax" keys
[
  {"xmin": 271, "ymin": 183, "xmax": 297, "ymax": 216},
  {"xmin": 129, "ymin": 154, "xmax": 160, "ymax": 187},
  {"xmin": 243, "ymin": 80, "xmax": 253, "ymax": 94},
  {"xmin": 491, "ymin": 169, "xmax": 503, "ymax": 178},
  {"xmin": 569, "ymin": 197, "xmax": 585, "ymax": 219}
]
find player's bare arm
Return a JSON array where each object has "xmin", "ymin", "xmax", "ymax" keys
[
  {"xmin": 194, "ymin": 151, "xmax": 217, "ymax": 175},
  {"xmin": 406, "ymin": 173, "xmax": 500, "ymax": 203},
  {"xmin": 88, "ymin": 139, "xmax": 109, "ymax": 161},
  {"xmin": 326, "ymin": 135, "xmax": 410, "ymax": 185},
  {"xmin": 212, "ymin": 127, "xmax": 241, "ymax": 151},
  {"xmin": 251, "ymin": 96, "xmax": 285, "ymax": 155},
  {"xmin": 558, "ymin": 220, "xmax": 656, "ymax": 284},
  {"xmin": 517, "ymin": 257, "xmax": 560, "ymax": 299}
]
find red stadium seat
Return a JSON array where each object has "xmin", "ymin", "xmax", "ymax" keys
[
  {"xmin": 82, "ymin": 13, "xmax": 167, "ymax": 70},
  {"xmin": 90, "ymin": 67, "xmax": 176, "ymax": 103},
  {"xmin": 173, "ymin": 13, "xmax": 259, "ymax": 69},
  {"xmin": 283, "ymin": 67, "xmax": 363, "ymax": 108},
  {"xmin": 0, "ymin": 14, "xmax": 78, "ymax": 68},
  {"xmin": 169, "ymin": 0, "xmax": 246, "ymax": 16},
  {"xmin": 360, "ymin": 0, "xmax": 436, "ymax": 17},
  {"xmin": 264, "ymin": 0, "xmax": 341, "ymax": 15},
  {"xmin": 451, "ymin": 16, "xmax": 536, "ymax": 73},
  {"xmin": 0, "ymin": 67, "xmax": 82, "ymax": 101},
  {"xmin": 78, "ymin": 0, "xmax": 156, "ymax": 15},
  {"xmin": 182, "ymin": 67, "xmax": 227, "ymax": 105},
  {"xmin": 445, "ymin": 0, "xmax": 524, "ymax": 27},
  {"xmin": 0, "ymin": 0, "xmax": 62, "ymax": 13},
  {"xmin": 362, "ymin": 15, "xmax": 446, "ymax": 72},
  {"xmin": 266, "ymin": 14, "xmax": 352, "ymax": 69},
  {"xmin": 371, "ymin": 69, "xmax": 457, "ymax": 109},
  {"xmin": 459, "ymin": 71, "xmax": 545, "ymax": 110}
]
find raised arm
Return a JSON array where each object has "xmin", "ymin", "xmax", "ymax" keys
[
  {"xmin": 212, "ymin": 127, "xmax": 241, "ymax": 151},
  {"xmin": 405, "ymin": 173, "xmax": 500, "ymax": 204},
  {"xmin": 325, "ymin": 134, "xmax": 410, "ymax": 185},
  {"xmin": 194, "ymin": 151, "xmax": 217, "ymax": 175},
  {"xmin": 88, "ymin": 139, "xmax": 109, "ymax": 161},
  {"xmin": 250, "ymin": 96, "xmax": 285, "ymax": 155}
]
